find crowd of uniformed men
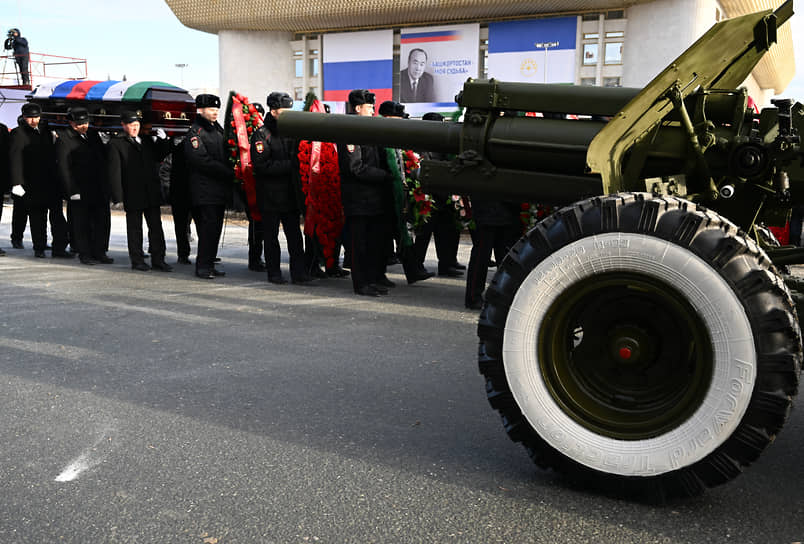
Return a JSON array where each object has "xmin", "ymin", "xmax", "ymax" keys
[{"xmin": 0, "ymin": 89, "xmax": 522, "ymax": 309}]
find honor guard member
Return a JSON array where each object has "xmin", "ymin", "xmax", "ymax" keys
[
  {"xmin": 9, "ymin": 102, "xmax": 71, "ymax": 259},
  {"xmin": 185, "ymin": 93, "xmax": 232, "ymax": 279},
  {"xmin": 250, "ymin": 91, "xmax": 310, "ymax": 284},
  {"xmin": 377, "ymin": 100, "xmax": 433, "ymax": 285},
  {"xmin": 338, "ymin": 89, "xmax": 390, "ymax": 297},
  {"xmin": 413, "ymin": 112, "xmax": 464, "ymax": 277},
  {"xmin": 56, "ymin": 107, "xmax": 112, "ymax": 265},
  {"xmin": 168, "ymin": 135, "xmax": 193, "ymax": 264},
  {"xmin": 107, "ymin": 111, "xmax": 173, "ymax": 271},
  {"xmin": 0, "ymin": 118, "xmax": 8, "ymax": 255}
]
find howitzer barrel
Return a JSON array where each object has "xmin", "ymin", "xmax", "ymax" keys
[
  {"xmin": 279, "ymin": 111, "xmax": 462, "ymax": 154},
  {"xmin": 279, "ymin": 111, "xmax": 608, "ymax": 176}
]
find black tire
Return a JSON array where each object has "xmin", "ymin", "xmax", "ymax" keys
[{"xmin": 478, "ymin": 193, "xmax": 801, "ymax": 500}]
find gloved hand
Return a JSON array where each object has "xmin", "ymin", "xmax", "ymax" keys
[
  {"xmin": 69, "ymin": 194, "xmax": 81, "ymax": 201},
  {"xmin": 11, "ymin": 185, "xmax": 25, "ymax": 197},
  {"xmin": 155, "ymin": 128, "xmax": 167, "ymax": 140}
]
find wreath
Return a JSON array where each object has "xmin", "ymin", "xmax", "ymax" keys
[
  {"xmin": 298, "ymin": 97, "xmax": 344, "ymax": 269},
  {"xmin": 223, "ymin": 91, "xmax": 263, "ymax": 220}
]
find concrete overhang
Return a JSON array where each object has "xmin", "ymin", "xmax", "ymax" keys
[{"xmin": 165, "ymin": 0, "xmax": 650, "ymax": 33}]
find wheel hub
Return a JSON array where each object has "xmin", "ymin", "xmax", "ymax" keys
[{"xmin": 538, "ymin": 272, "xmax": 714, "ymax": 440}]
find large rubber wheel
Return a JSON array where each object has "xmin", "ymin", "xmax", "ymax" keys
[{"xmin": 479, "ymin": 193, "xmax": 801, "ymax": 499}]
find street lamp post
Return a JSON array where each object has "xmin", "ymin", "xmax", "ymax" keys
[
  {"xmin": 174, "ymin": 63, "xmax": 188, "ymax": 88},
  {"xmin": 534, "ymin": 41, "xmax": 559, "ymax": 84}
]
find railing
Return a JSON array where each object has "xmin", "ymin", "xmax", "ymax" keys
[{"xmin": 0, "ymin": 51, "xmax": 88, "ymax": 88}]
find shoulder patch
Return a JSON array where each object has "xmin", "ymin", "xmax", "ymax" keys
[
  {"xmin": 346, "ymin": 144, "xmax": 355, "ymax": 153},
  {"xmin": 255, "ymin": 141, "xmax": 264, "ymax": 154},
  {"xmin": 190, "ymin": 136, "xmax": 200, "ymax": 149}
]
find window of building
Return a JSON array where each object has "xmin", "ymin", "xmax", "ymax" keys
[
  {"xmin": 295, "ymin": 59, "xmax": 304, "ymax": 78},
  {"xmin": 582, "ymin": 13, "xmax": 600, "ymax": 21},
  {"xmin": 309, "ymin": 58, "xmax": 319, "ymax": 77},
  {"xmin": 605, "ymin": 10, "xmax": 624, "ymax": 19},
  {"xmin": 580, "ymin": 77, "xmax": 596, "ymax": 86},
  {"xmin": 603, "ymin": 77, "xmax": 621, "ymax": 87},
  {"xmin": 309, "ymin": 49, "xmax": 319, "ymax": 55},
  {"xmin": 583, "ymin": 43, "xmax": 599, "ymax": 65},
  {"xmin": 605, "ymin": 31, "xmax": 624, "ymax": 38},
  {"xmin": 604, "ymin": 42, "xmax": 622, "ymax": 64},
  {"xmin": 583, "ymin": 32, "xmax": 599, "ymax": 40}
]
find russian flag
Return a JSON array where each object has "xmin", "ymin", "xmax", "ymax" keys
[
  {"xmin": 322, "ymin": 30, "xmax": 393, "ymax": 105},
  {"xmin": 487, "ymin": 17, "xmax": 577, "ymax": 84},
  {"xmin": 400, "ymin": 30, "xmax": 461, "ymax": 44}
]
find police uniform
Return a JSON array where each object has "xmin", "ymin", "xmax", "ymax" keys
[
  {"xmin": 250, "ymin": 91, "xmax": 309, "ymax": 284},
  {"xmin": 56, "ymin": 107, "xmax": 112, "ymax": 264},
  {"xmin": 9, "ymin": 103, "xmax": 70, "ymax": 257},
  {"xmin": 107, "ymin": 111, "xmax": 172, "ymax": 271},
  {"xmin": 184, "ymin": 94, "xmax": 232, "ymax": 279},
  {"xmin": 338, "ymin": 90, "xmax": 391, "ymax": 296}
]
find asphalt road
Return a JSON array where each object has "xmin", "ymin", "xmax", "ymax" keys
[{"xmin": 0, "ymin": 205, "xmax": 802, "ymax": 543}]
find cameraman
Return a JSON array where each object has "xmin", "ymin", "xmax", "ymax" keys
[{"xmin": 4, "ymin": 28, "xmax": 29, "ymax": 85}]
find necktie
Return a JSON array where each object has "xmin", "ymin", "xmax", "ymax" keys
[{"xmin": 412, "ymin": 80, "xmax": 418, "ymax": 99}]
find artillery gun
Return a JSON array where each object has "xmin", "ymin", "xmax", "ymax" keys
[{"xmin": 279, "ymin": 0, "xmax": 802, "ymax": 499}]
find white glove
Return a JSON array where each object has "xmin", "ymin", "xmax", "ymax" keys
[
  {"xmin": 155, "ymin": 128, "xmax": 167, "ymax": 140},
  {"xmin": 11, "ymin": 185, "xmax": 25, "ymax": 197},
  {"xmin": 69, "ymin": 194, "xmax": 81, "ymax": 201}
]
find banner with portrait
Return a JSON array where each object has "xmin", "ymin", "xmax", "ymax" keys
[{"xmin": 398, "ymin": 23, "xmax": 479, "ymax": 116}]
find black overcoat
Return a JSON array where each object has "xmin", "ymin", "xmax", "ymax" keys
[
  {"xmin": 184, "ymin": 116, "xmax": 232, "ymax": 206},
  {"xmin": 55, "ymin": 126, "xmax": 108, "ymax": 205},
  {"xmin": 250, "ymin": 117, "xmax": 301, "ymax": 214},
  {"xmin": 107, "ymin": 133, "xmax": 170, "ymax": 211},
  {"xmin": 9, "ymin": 117, "xmax": 59, "ymax": 207}
]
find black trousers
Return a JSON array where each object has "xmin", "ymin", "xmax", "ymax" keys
[
  {"xmin": 68, "ymin": 200, "xmax": 108, "ymax": 259},
  {"xmin": 171, "ymin": 203, "xmax": 192, "ymax": 259},
  {"xmin": 11, "ymin": 194, "xmax": 27, "ymax": 243},
  {"xmin": 413, "ymin": 207, "xmax": 459, "ymax": 272},
  {"xmin": 193, "ymin": 204, "xmax": 224, "ymax": 273},
  {"xmin": 126, "ymin": 206, "xmax": 166, "ymax": 265},
  {"xmin": 244, "ymin": 207, "xmax": 264, "ymax": 266},
  {"xmin": 347, "ymin": 214, "xmax": 386, "ymax": 291},
  {"xmin": 465, "ymin": 224, "xmax": 519, "ymax": 307},
  {"xmin": 28, "ymin": 199, "xmax": 68, "ymax": 253},
  {"xmin": 16, "ymin": 54, "xmax": 29, "ymax": 85},
  {"xmin": 263, "ymin": 211, "xmax": 305, "ymax": 280}
]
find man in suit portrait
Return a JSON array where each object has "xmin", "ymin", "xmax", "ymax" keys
[{"xmin": 400, "ymin": 48, "xmax": 435, "ymax": 103}]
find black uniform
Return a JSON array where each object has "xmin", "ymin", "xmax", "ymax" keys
[
  {"xmin": 184, "ymin": 115, "xmax": 232, "ymax": 277},
  {"xmin": 412, "ymin": 152, "xmax": 460, "ymax": 274},
  {"xmin": 107, "ymin": 133, "xmax": 171, "ymax": 268},
  {"xmin": 56, "ymin": 126, "xmax": 110, "ymax": 263},
  {"xmin": 9, "ymin": 118, "xmax": 69, "ymax": 254},
  {"xmin": 250, "ymin": 116, "xmax": 307, "ymax": 283},
  {"xmin": 464, "ymin": 199, "xmax": 520, "ymax": 308},
  {"xmin": 0, "ymin": 122, "xmax": 8, "ymax": 255},
  {"xmin": 168, "ymin": 137, "xmax": 193, "ymax": 263},
  {"xmin": 337, "ymin": 141, "xmax": 389, "ymax": 294}
]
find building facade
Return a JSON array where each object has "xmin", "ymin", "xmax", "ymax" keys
[{"xmin": 166, "ymin": 0, "xmax": 793, "ymax": 111}]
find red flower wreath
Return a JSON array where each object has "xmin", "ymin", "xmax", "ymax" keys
[{"xmin": 297, "ymin": 99, "xmax": 343, "ymax": 268}]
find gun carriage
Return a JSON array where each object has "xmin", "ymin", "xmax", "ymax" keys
[{"xmin": 279, "ymin": 0, "xmax": 803, "ymax": 498}]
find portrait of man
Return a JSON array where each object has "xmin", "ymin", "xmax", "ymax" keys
[{"xmin": 400, "ymin": 48, "xmax": 435, "ymax": 103}]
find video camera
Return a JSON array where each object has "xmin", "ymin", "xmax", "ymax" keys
[{"xmin": 4, "ymin": 29, "xmax": 15, "ymax": 50}]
